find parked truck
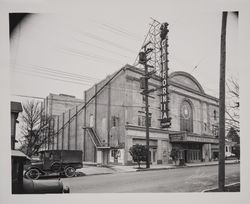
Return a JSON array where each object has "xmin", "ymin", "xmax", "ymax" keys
[{"xmin": 25, "ymin": 150, "xmax": 83, "ymax": 179}]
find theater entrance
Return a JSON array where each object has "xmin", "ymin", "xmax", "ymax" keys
[
  {"xmin": 173, "ymin": 143, "xmax": 202, "ymax": 163},
  {"xmin": 184, "ymin": 149, "xmax": 201, "ymax": 163}
]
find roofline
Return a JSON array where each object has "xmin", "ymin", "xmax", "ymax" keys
[
  {"xmin": 83, "ymin": 64, "xmax": 218, "ymax": 102},
  {"xmin": 125, "ymin": 64, "xmax": 219, "ymax": 102},
  {"xmin": 169, "ymin": 71, "xmax": 205, "ymax": 94}
]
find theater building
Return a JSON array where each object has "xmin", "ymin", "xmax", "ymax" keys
[{"xmin": 49, "ymin": 64, "xmax": 219, "ymax": 165}]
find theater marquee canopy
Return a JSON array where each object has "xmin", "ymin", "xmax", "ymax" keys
[{"xmin": 170, "ymin": 132, "xmax": 219, "ymax": 144}]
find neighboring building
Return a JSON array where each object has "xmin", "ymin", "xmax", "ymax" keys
[
  {"xmin": 225, "ymin": 139, "xmax": 237, "ymax": 157},
  {"xmin": 41, "ymin": 93, "xmax": 84, "ymax": 151},
  {"xmin": 226, "ymin": 127, "xmax": 240, "ymax": 144},
  {"xmin": 226, "ymin": 127, "xmax": 240, "ymax": 158},
  {"xmin": 48, "ymin": 64, "xmax": 219, "ymax": 165},
  {"xmin": 211, "ymin": 127, "xmax": 239, "ymax": 160},
  {"xmin": 43, "ymin": 93, "xmax": 84, "ymax": 117},
  {"xmin": 11, "ymin": 101, "xmax": 23, "ymax": 150}
]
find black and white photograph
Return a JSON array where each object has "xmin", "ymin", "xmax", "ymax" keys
[{"xmin": 1, "ymin": 0, "xmax": 249, "ymax": 203}]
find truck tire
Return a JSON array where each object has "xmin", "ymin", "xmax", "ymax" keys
[
  {"xmin": 64, "ymin": 166, "xmax": 76, "ymax": 178},
  {"xmin": 25, "ymin": 168, "xmax": 40, "ymax": 180}
]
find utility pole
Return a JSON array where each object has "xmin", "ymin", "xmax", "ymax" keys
[
  {"xmin": 139, "ymin": 41, "xmax": 154, "ymax": 168},
  {"xmin": 218, "ymin": 11, "xmax": 227, "ymax": 192}
]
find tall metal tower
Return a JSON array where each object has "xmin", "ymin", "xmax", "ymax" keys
[
  {"xmin": 133, "ymin": 18, "xmax": 162, "ymax": 76},
  {"xmin": 135, "ymin": 18, "xmax": 172, "ymax": 129}
]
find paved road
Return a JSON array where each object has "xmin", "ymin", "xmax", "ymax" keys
[{"xmin": 61, "ymin": 164, "xmax": 240, "ymax": 193}]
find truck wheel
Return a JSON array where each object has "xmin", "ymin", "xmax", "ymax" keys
[
  {"xmin": 25, "ymin": 168, "xmax": 40, "ymax": 180},
  {"xmin": 64, "ymin": 166, "xmax": 76, "ymax": 178}
]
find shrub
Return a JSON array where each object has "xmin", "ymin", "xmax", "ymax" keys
[{"xmin": 129, "ymin": 144, "xmax": 148, "ymax": 168}]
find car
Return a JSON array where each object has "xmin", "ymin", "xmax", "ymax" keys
[
  {"xmin": 25, "ymin": 150, "xmax": 83, "ymax": 179},
  {"xmin": 12, "ymin": 150, "xmax": 70, "ymax": 194}
]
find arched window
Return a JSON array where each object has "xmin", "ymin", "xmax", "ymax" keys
[
  {"xmin": 180, "ymin": 100, "xmax": 193, "ymax": 132},
  {"xmin": 214, "ymin": 110, "xmax": 217, "ymax": 120}
]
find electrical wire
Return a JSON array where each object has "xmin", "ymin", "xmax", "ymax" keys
[
  {"xmin": 12, "ymin": 69, "xmax": 93, "ymax": 86},
  {"xmin": 73, "ymin": 37, "xmax": 130, "ymax": 59},
  {"xmin": 12, "ymin": 67, "xmax": 96, "ymax": 85},
  {"xmin": 78, "ymin": 31, "xmax": 135, "ymax": 54}
]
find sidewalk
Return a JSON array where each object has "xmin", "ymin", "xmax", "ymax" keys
[{"xmin": 77, "ymin": 160, "xmax": 239, "ymax": 176}]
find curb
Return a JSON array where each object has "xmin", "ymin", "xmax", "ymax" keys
[
  {"xmin": 136, "ymin": 161, "xmax": 239, "ymax": 172},
  {"xmin": 202, "ymin": 182, "xmax": 240, "ymax": 192},
  {"xmin": 79, "ymin": 161, "xmax": 239, "ymax": 176},
  {"xmin": 83, "ymin": 172, "xmax": 113, "ymax": 177}
]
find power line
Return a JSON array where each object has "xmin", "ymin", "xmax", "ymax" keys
[
  {"xmin": 10, "ymin": 62, "xmax": 101, "ymax": 82},
  {"xmin": 12, "ymin": 93, "xmax": 219, "ymax": 117},
  {"xmin": 12, "ymin": 67, "xmax": 97, "ymax": 85},
  {"xmin": 73, "ymin": 37, "xmax": 130, "ymax": 59},
  {"xmin": 60, "ymin": 47, "xmax": 124, "ymax": 65},
  {"xmin": 12, "ymin": 69, "xmax": 94, "ymax": 86},
  {"xmin": 27, "ymin": 63, "xmax": 100, "ymax": 81},
  {"xmin": 97, "ymin": 23, "xmax": 141, "ymax": 41},
  {"xmin": 51, "ymin": 68, "xmax": 126, "ymax": 138},
  {"xmin": 79, "ymin": 31, "xmax": 135, "ymax": 54},
  {"xmin": 89, "ymin": 19, "xmax": 142, "ymax": 40}
]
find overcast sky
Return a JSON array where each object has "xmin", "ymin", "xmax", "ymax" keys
[
  {"xmin": 10, "ymin": 9, "xmax": 238, "ymax": 103},
  {"xmin": 8, "ymin": 4, "xmax": 239, "ymax": 146}
]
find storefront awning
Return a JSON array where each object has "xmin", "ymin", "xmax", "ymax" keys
[{"xmin": 170, "ymin": 132, "xmax": 219, "ymax": 144}]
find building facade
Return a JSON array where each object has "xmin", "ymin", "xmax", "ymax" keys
[
  {"xmin": 43, "ymin": 93, "xmax": 84, "ymax": 117},
  {"xmin": 11, "ymin": 101, "xmax": 23, "ymax": 150},
  {"xmin": 42, "ymin": 93, "xmax": 84, "ymax": 151},
  {"xmin": 48, "ymin": 64, "xmax": 219, "ymax": 165}
]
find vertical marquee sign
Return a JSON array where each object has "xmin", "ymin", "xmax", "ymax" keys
[{"xmin": 160, "ymin": 22, "xmax": 171, "ymax": 128}]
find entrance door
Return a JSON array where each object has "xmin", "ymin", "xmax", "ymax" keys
[
  {"xmin": 187, "ymin": 150, "xmax": 201, "ymax": 162},
  {"xmin": 111, "ymin": 149, "xmax": 120, "ymax": 164},
  {"xmin": 114, "ymin": 150, "xmax": 118, "ymax": 164},
  {"xmin": 184, "ymin": 150, "xmax": 188, "ymax": 162},
  {"xmin": 149, "ymin": 149, "xmax": 157, "ymax": 165}
]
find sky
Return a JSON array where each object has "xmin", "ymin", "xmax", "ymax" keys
[
  {"xmin": 8, "ymin": 3, "xmax": 239, "ymax": 149},
  {"xmin": 9, "ymin": 10, "xmax": 238, "ymax": 145},
  {"xmin": 10, "ymin": 10, "xmax": 238, "ymax": 103}
]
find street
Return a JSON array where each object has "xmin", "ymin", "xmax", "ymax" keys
[{"xmin": 61, "ymin": 164, "xmax": 240, "ymax": 193}]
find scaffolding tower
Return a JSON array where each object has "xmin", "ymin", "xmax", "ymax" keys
[{"xmin": 133, "ymin": 18, "xmax": 163, "ymax": 76}]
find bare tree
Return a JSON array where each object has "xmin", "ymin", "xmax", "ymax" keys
[
  {"xmin": 226, "ymin": 76, "xmax": 239, "ymax": 133},
  {"xmin": 18, "ymin": 100, "xmax": 54, "ymax": 157}
]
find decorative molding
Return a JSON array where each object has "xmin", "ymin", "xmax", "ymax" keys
[
  {"xmin": 169, "ymin": 71, "xmax": 205, "ymax": 94},
  {"xmin": 170, "ymin": 89, "xmax": 219, "ymax": 107},
  {"xmin": 125, "ymin": 69, "xmax": 219, "ymax": 103},
  {"xmin": 125, "ymin": 124, "xmax": 170, "ymax": 134}
]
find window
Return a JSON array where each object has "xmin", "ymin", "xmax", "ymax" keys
[
  {"xmin": 112, "ymin": 116, "xmax": 119, "ymax": 127},
  {"xmin": 204, "ymin": 123, "xmax": 207, "ymax": 131},
  {"xmin": 212, "ymin": 125, "xmax": 218, "ymax": 137},
  {"xmin": 138, "ymin": 113, "xmax": 151, "ymax": 127},
  {"xmin": 180, "ymin": 100, "xmax": 193, "ymax": 132},
  {"xmin": 142, "ymin": 96, "xmax": 146, "ymax": 103},
  {"xmin": 226, "ymin": 146, "xmax": 228, "ymax": 152},
  {"xmin": 214, "ymin": 110, "xmax": 217, "ymax": 120}
]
